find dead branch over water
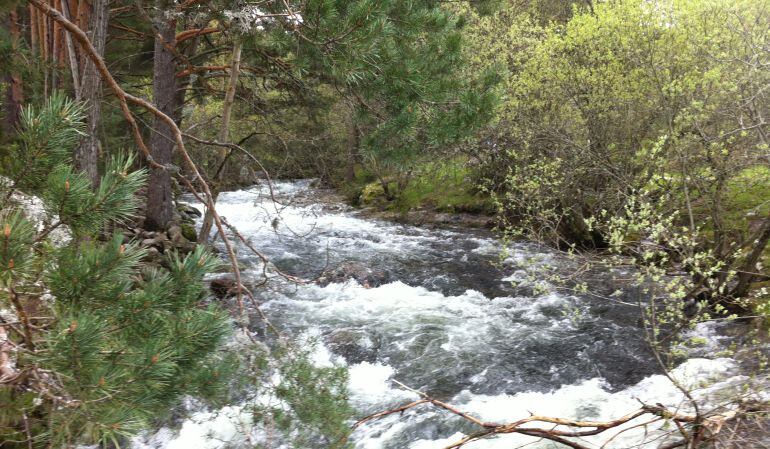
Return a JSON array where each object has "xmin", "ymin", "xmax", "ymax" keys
[{"xmin": 350, "ymin": 380, "xmax": 741, "ymax": 449}]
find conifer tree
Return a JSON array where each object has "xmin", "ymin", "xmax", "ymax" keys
[{"xmin": 0, "ymin": 93, "xmax": 232, "ymax": 448}]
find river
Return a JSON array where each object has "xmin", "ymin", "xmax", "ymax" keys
[{"xmin": 132, "ymin": 180, "xmax": 752, "ymax": 449}]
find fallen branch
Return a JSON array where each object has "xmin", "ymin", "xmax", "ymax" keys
[{"xmin": 351, "ymin": 382, "xmax": 738, "ymax": 449}]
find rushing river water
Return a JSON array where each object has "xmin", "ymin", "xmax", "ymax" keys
[{"xmin": 133, "ymin": 180, "xmax": 753, "ymax": 449}]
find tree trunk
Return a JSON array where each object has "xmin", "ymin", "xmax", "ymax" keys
[
  {"xmin": 198, "ymin": 39, "xmax": 242, "ymax": 243},
  {"xmin": 73, "ymin": 0, "xmax": 106, "ymax": 186},
  {"xmin": 172, "ymin": 22, "xmax": 200, "ymax": 125},
  {"xmin": 145, "ymin": 2, "xmax": 177, "ymax": 231},
  {"xmin": 60, "ymin": 0, "xmax": 81, "ymax": 99},
  {"xmin": 2, "ymin": 9, "xmax": 24, "ymax": 138},
  {"xmin": 345, "ymin": 122, "xmax": 360, "ymax": 182},
  {"xmin": 729, "ymin": 215, "xmax": 770, "ymax": 300}
]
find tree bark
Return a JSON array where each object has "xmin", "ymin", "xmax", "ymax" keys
[
  {"xmin": 345, "ymin": 122, "xmax": 360, "ymax": 182},
  {"xmin": 73, "ymin": 0, "xmax": 106, "ymax": 186},
  {"xmin": 145, "ymin": 1, "xmax": 177, "ymax": 231},
  {"xmin": 61, "ymin": 0, "xmax": 81, "ymax": 99},
  {"xmin": 198, "ymin": 39, "xmax": 242, "ymax": 243},
  {"xmin": 729, "ymin": 215, "xmax": 770, "ymax": 300},
  {"xmin": 2, "ymin": 9, "xmax": 24, "ymax": 138}
]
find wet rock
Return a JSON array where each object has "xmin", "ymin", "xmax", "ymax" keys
[
  {"xmin": 141, "ymin": 237, "xmax": 161, "ymax": 248},
  {"xmin": 208, "ymin": 274, "xmax": 264, "ymax": 301},
  {"xmin": 359, "ymin": 182, "xmax": 388, "ymax": 206},
  {"xmin": 180, "ymin": 223, "xmax": 198, "ymax": 241},
  {"xmin": 178, "ymin": 204, "xmax": 202, "ymax": 218},
  {"xmin": 316, "ymin": 261, "xmax": 390, "ymax": 288},
  {"xmin": 179, "ymin": 214, "xmax": 195, "ymax": 225},
  {"xmin": 325, "ymin": 329, "xmax": 378, "ymax": 364},
  {"xmin": 209, "ymin": 275, "xmax": 238, "ymax": 299},
  {"xmin": 176, "ymin": 205, "xmax": 198, "ymax": 225},
  {"xmin": 171, "ymin": 210, "xmax": 182, "ymax": 223},
  {"xmin": 167, "ymin": 225, "xmax": 196, "ymax": 253},
  {"xmin": 143, "ymin": 246, "xmax": 161, "ymax": 261}
]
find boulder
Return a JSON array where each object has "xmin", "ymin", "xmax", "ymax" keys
[
  {"xmin": 167, "ymin": 225, "xmax": 196, "ymax": 253},
  {"xmin": 180, "ymin": 223, "xmax": 198, "ymax": 242},
  {"xmin": 141, "ymin": 237, "xmax": 162, "ymax": 248},
  {"xmin": 316, "ymin": 262, "xmax": 389, "ymax": 288},
  {"xmin": 325, "ymin": 329, "xmax": 378, "ymax": 364},
  {"xmin": 209, "ymin": 275, "xmax": 239, "ymax": 299},
  {"xmin": 177, "ymin": 204, "xmax": 202, "ymax": 218},
  {"xmin": 359, "ymin": 182, "xmax": 387, "ymax": 206},
  {"xmin": 208, "ymin": 274, "xmax": 265, "ymax": 300},
  {"xmin": 143, "ymin": 246, "xmax": 161, "ymax": 262}
]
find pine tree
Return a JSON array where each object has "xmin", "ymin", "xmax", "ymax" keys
[{"xmin": 0, "ymin": 93, "xmax": 232, "ymax": 448}]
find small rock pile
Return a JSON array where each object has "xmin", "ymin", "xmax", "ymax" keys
[{"xmin": 123, "ymin": 204, "xmax": 202, "ymax": 264}]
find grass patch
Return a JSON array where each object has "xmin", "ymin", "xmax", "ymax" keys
[
  {"xmin": 393, "ymin": 158, "xmax": 494, "ymax": 214},
  {"xmin": 722, "ymin": 165, "xmax": 770, "ymax": 229},
  {"xmin": 337, "ymin": 157, "xmax": 494, "ymax": 214}
]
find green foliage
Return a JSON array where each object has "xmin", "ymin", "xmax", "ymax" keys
[
  {"xmin": 483, "ymin": 0, "xmax": 770, "ymax": 262},
  {"xmin": 0, "ymin": 96, "xmax": 232, "ymax": 447},
  {"xmin": 0, "ymin": 210, "xmax": 35, "ymax": 282},
  {"xmin": 238, "ymin": 340, "xmax": 353, "ymax": 449},
  {"xmin": 34, "ymin": 243, "xmax": 232, "ymax": 446},
  {"xmin": 41, "ymin": 154, "xmax": 146, "ymax": 236},
  {"xmin": 359, "ymin": 181, "xmax": 388, "ymax": 206},
  {"xmin": 721, "ymin": 166, "xmax": 770, "ymax": 236},
  {"xmin": 5, "ymin": 92, "xmax": 85, "ymax": 191},
  {"xmin": 343, "ymin": 157, "xmax": 493, "ymax": 214},
  {"xmin": 183, "ymin": 1, "xmax": 499, "ymax": 193},
  {"xmin": 272, "ymin": 346, "xmax": 352, "ymax": 447}
]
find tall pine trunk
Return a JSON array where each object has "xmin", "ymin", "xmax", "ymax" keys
[
  {"xmin": 74, "ymin": 0, "xmax": 107, "ymax": 185},
  {"xmin": 145, "ymin": 2, "xmax": 177, "ymax": 231},
  {"xmin": 2, "ymin": 9, "xmax": 24, "ymax": 138}
]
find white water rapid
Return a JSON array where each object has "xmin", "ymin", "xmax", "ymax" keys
[{"xmin": 132, "ymin": 180, "xmax": 761, "ymax": 449}]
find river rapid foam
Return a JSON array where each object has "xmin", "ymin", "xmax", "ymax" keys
[{"xmin": 131, "ymin": 180, "xmax": 756, "ymax": 449}]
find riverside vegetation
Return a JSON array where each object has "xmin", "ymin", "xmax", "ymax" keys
[{"xmin": 0, "ymin": 0, "xmax": 769, "ymax": 448}]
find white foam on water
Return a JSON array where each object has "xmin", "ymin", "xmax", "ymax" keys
[
  {"xmin": 469, "ymin": 237, "xmax": 499, "ymax": 255},
  {"xmin": 348, "ymin": 362, "xmax": 419, "ymax": 412},
  {"xmin": 132, "ymin": 335, "xmax": 336, "ymax": 449},
  {"xmin": 295, "ymin": 329, "xmax": 348, "ymax": 368},
  {"xmin": 189, "ymin": 184, "xmax": 488, "ymax": 264},
  {"xmin": 262, "ymin": 280, "xmax": 577, "ymax": 362},
  {"xmin": 129, "ymin": 405, "xmax": 255, "ymax": 449},
  {"xmin": 676, "ymin": 321, "xmax": 734, "ymax": 358},
  {"xmin": 352, "ymin": 357, "xmax": 739, "ymax": 449},
  {"xmin": 166, "ymin": 405, "xmax": 253, "ymax": 449}
]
